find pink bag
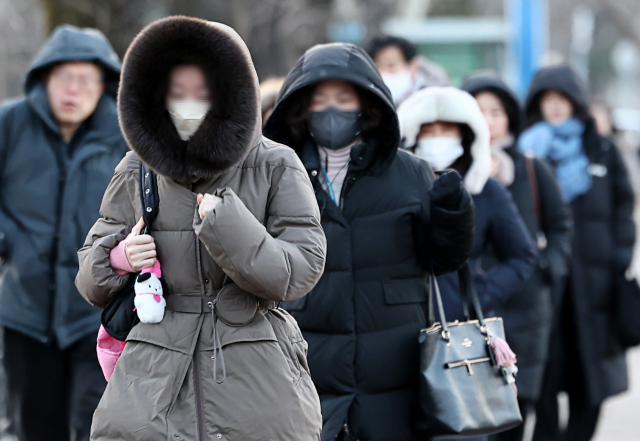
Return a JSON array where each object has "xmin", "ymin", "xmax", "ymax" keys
[{"xmin": 96, "ymin": 325, "xmax": 126, "ymax": 382}]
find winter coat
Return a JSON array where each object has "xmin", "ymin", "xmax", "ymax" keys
[
  {"xmin": 398, "ymin": 87, "xmax": 537, "ymax": 324},
  {"xmin": 523, "ymin": 65, "xmax": 636, "ymax": 405},
  {"xmin": 75, "ymin": 17, "xmax": 326, "ymax": 441},
  {"xmin": 263, "ymin": 43, "xmax": 475, "ymax": 441},
  {"xmin": 438, "ymin": 178, "xmax": 538, "ymax": 321},
  {"xmin": 496, "ymin": 148, "xmax": 571, "ymax": 400},
  {"xmin": 462, "ymin": 75, "xmax": 573, "ymax": 401},
  {"xmin": 0, "ymin": 25, "xmax": 126, "ymax": 348}
]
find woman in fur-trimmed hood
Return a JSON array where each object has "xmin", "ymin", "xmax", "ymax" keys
[
  {"xmin": 398, "ymin": 86, "xmax": 537, "ymax": 328},
  {"xmin": 75, "ymin": 16, "xmax": 326, "ymax": 441}
]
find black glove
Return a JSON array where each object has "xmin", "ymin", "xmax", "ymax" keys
[{"xmin": 428, "ymin": 170, "xmax": 464, "ymax": 209}]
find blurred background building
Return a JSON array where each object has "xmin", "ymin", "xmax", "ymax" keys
[
  {"xmin": 1, "ymin": 0, "xmax": 640, "ymax": 107},
  {"xmin": 1, "ymin": 0, "xmax": 639, "ymax": 149}
]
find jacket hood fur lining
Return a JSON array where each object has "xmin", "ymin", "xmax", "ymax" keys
[
  {"xmin": 397, "ymin": 86, "xmax": 491, "ymax": 195},
  {"xmin": 118, "ymin": 16, "xmax": 260, "ymax": 182}
]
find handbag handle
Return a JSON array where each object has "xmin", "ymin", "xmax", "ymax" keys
[
  {"xmin": 458, "ymin": 264, "xmax": 486, "ymax": 326},
  {"xmin": 428, "ymin": 267, "xmax": 451, "ymax": 337},
  {"xmin": 428, "ymin": 263, "xmax": 488, "ymax": 340}
]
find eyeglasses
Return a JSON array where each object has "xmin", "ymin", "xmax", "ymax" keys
[{"xmin": 49, "ymin": 69, "xmax": 102, "ymax": 92}]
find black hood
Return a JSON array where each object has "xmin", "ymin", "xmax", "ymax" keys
[
  {"xmin": 524, "ymin": 65, "xmax": 590, "ymax": 128},
  {"xmin": 118, "ymin": 16, "xmax": 261, "ymax": 183},
  {"xmin": 263, "ymin": 43, "xmax": 399, "ymax": 174},
  {"xmin": 461, "ymin": 75, "xmax": 522, "ymax": 137}
]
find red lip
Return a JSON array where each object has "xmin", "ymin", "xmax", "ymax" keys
[{"xmin": 62, "ymin": 100, "xmax": 77, "ymax": 109}]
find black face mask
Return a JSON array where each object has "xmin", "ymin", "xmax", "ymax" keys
[{"xmin": 308, "ymin": 107, "xmax": 361, "ymax": 150}]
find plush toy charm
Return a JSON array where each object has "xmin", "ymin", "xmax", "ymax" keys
[{"xmin": 134, "ymin": 260, "xmax": 166, "ymax": 323}]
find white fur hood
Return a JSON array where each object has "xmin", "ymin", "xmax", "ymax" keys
[{"xmin": 397, "ymin": 86, "xmax": 491, "ymax": 194}]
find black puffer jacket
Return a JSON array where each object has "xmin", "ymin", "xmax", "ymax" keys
[
  {"xmin": 462, "ymin": 76, "xmax": 573, "ymax": 401},
  {"xmin": 0, "ymin": 25, "xmax": 127, "ymax": 348},
  {"xmin": 524, "ymin": 65, "xmax": 635, "ymax": 405},
  {"xmin": 264, "ymin": 43, "xmax": 475, "ymax": 441}
]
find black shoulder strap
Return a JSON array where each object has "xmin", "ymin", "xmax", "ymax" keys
[
  {"xmin": 138, "ymin": 162, "xmax": 159, "ymax": 234},
  {"xmin": 524, "ymin": 153, "xmax": 542, "ymax": 225}
]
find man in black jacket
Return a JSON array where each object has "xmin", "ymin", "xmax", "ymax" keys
[{"xmin": 0, "ymin": 25, "xmax": 127, "ymax": 441}]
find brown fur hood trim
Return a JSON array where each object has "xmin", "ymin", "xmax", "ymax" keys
[{"xmin": 118, "ymin": 16, "xmax": 260, "ymax": 182}]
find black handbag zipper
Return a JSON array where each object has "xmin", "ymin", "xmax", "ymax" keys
[{"xmin": 421, "ymin": 317, "xmax": 500, "ymax": 333}]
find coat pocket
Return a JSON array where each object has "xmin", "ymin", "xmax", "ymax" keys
[
  {"xmin": 92, "ymin": 340, "xmax": 191, "ymax": 441},
  {"xmin": 383, "ymin": 278, "xmax": 428, "ymax": 305},
  {"xmin": 267, "ymin": 308, "xmax": 311, "ymax": 379}
]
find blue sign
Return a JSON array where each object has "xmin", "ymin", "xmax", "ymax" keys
[{"xmin": 509, "ymin": 0, "xmax": 548, "ymax": 98}]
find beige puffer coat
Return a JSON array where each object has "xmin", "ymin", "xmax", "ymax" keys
[{"xmin": 76, "ymin": 16, "xmax": 326, "ymax": 441}]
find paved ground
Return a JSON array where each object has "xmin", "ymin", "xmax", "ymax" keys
[
  {"xmin": 0, "ymin": 333, "xmax": 637, "ymax": 441},
  {"xmin": 592, "ymin": 347, "xmax": 640, "ymax": 441}
]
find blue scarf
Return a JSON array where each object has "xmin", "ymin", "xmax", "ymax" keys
[{"xmin": 518, "ymin": 117, "xmax": 590, "ymax": 202}]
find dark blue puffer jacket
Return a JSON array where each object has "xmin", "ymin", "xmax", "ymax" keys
[
  {"xmin": 0, "ymin": 25, "xmax": 127, "ymax": 348},
  {"xmin": 437, "ymin": 178, "xmax": 537, "ymax": 320}
]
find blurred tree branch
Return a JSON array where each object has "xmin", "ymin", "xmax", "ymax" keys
[
  {"xmin": 0, "ymin": 0, "xmax": 45, "ymax": 100},
  {"xmin": 37, "ymin": 0, "xmax": 332, "ymax": 79},
  {"xmin": 599, "ymin": 0, "xmax": 640, "ymax": 46}
]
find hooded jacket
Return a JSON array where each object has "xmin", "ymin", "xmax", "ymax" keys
[
  {"xmin": 0, "ymin": 25, "xmax": 126, "ymax": 348},
  {"xmin": 399, "ymin": 87, "xmax": 491, "ymax": 196},
  {"xmin": 523, "ymin": 65, "xmax": 635, "ymax": 405},
  {"xmin": 398, "ymin": 87, "xmax": 537, "ymax": 321},
  {"xmin": 462, "ymin": 75, "xmax": 573, "ymax": 401},
  {"xmin": 264, "ymin": 43, "xmax": 475, "ymax": 441},
  {"xmin": 75, "ymin": 16, "xmax": 326, "ymax": 441}
]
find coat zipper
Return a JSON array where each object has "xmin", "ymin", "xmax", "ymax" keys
[
  {"xmin": 338, "ymin": 173, "xmax": 356, "ymax": 211},
  {"xmin": 45, "ymin": 137, "xmax": 69, "ymax": 344},
  {"xmin": 339, "ymin": 172, "xmax": 356, "ymax": 436},
  {"xmin": 193, "ymin": 237, "xmax": 207, "ymax": 440}
]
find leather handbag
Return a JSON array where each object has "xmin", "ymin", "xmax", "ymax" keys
[
  {"xmin": 615, "ymin": 272, "xmax": 640, "ymax": 349},
  {"xmin": 416, "ymin": 264, "xmax": 522, "ymax": 438},
  {"xmin": 101, "ymin": 162, "xmax": 159, "ymax": 341}
]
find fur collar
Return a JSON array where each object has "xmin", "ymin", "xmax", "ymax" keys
[
  {"xmin": 397, "ymin": 86, "xmax": 491, "ymax": 194},
  {"xmin": 118, "ymin": 16, "xmax": 260, "ymax": 182}
]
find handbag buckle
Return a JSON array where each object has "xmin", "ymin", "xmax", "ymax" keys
[{"xmin": 446, "ymin": 357, "xmax": 491, "ymax": 375}]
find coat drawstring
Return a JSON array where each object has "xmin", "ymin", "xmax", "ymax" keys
[{"xmin": 207, "ymin": 300, "xmax": 226, "ymax": 384}]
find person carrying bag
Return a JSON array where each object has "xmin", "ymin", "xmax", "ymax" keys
[
  {"xmin": 75, "ymin": 16, "xmax": 326, "ymax": 441},
  {"xmin": 418, "ymin": 264, "xmax": 522, "ymax": 439}
]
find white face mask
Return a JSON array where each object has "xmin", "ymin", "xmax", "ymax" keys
[
  {"xmin": 167, "ymin": 100, "xmax": 211, "ymax": 141},
  {"xmin": 415, "ymin": 137, "xmax": 464, "ymax": 171},
  {"xmin": 382, "ymin": 69, "xmax": 413, "ymax": 105}
]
